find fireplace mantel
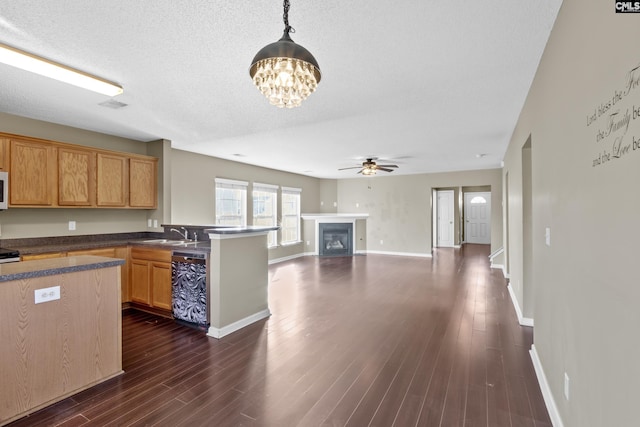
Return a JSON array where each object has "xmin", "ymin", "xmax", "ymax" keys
[
  {"xmin": 302, "ymin": 213, "xmax": 369, "ymax": 255},
  {"xmin": 301, "ymin": 213, "xmax": 369, "ymax": 221}
]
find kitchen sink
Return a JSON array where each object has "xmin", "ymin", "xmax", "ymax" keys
[{"xmin": 141, "ymin": 239, "xmax": 196, "ymax": 245}]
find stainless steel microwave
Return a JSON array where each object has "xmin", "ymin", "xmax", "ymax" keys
[{"xmin": 0, "ymin": 171, "xmax": 8, "ymax": 210}]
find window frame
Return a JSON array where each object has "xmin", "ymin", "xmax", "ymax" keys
[
  {"xmin": 252, "ymin": 182, "xmax": 279, "ymax": 248},
  {"xmin": 280, "ymin": 186, "xmax": 302, "ymax": 245},
  {"xmin": 215, "ymin": 178, "xmax": 248, "ymax": 226}
]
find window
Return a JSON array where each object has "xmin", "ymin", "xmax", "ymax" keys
[
  {"xmin": 281, "ymin": 186, "xmax": 301, "ymax": 244},
  {"xmin": 253, "ymin": 182, "xmax": 278, "ymax": 247},
  {"xmin": 470, "ymin": 196, "xmax": 487, "ymax": 204},
  {"xmin": 215, "ymin": 178, "xmax": 248, "ymax": 226}
]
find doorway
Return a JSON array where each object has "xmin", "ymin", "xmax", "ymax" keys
[
  {"xmin": 464, "ymin": 192, "xmax": 491, "ymax": 244},
  {"xmin": 436, "ymin": 190, "xmax": 454, "ymax": 247}
]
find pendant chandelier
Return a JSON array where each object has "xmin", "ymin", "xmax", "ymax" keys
[{"xmin": 249, "ymin": 0, "xmax": 321, "ymax": 108}]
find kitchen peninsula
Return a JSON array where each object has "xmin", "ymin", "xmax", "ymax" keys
[
  {"xmin": 205, "ymin": 226, "xmax": 279, "ymax": 338},
  {"xmin": 0, "ymin": 256, "xmax": 124, "ymax": 425}
]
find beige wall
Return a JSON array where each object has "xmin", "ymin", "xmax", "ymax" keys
[
  {"xmin": 170, "ymin": 149, "xmax": 322, "ymax": 261},
  {"xmin": 336, "ymin": 168, "xmax": 502, "ymax": 256},
  {"xmin": 503, "ymin": 0, "xmax": 640, "ymax": 425}
]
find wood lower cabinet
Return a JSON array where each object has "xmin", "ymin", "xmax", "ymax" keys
[
  {"xmin": 151, "ymin": 262, "xmax": 172, "ymax": 310},
  {"xmin": 66, "ymin": 247, "xmax": 129, "ymax": 303},
  {"xmin": 130, "ymin": 247, "xmax": 171, "ymax": 313}
]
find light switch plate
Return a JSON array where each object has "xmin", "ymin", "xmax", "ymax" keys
[
  {"xmin": 153, "ymin": 219, "xmax": 158, "ymax": 228},
  {"xmin": 545, "ymin": 227, "xmax": 551, "ymax": 246},
  {"xmin": 69, "ymin": 220, "xmax": 76, "ymax": 231},
  {"xmin": 35, "ymin": 286, "xmax": 60, "ymax": 304}
]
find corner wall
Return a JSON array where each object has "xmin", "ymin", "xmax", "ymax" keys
[{"xmin": 502, "ymin": 0, "xmax": 640, "ymax": 425}]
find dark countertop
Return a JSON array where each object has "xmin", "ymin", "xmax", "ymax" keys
[
  {"xmin": 0, "ymin": 232, "xmax": 212, "ymax": 256},
  {"xmin": 0, "ymin": 255, "xmax": 125, "ymax": 282},
  {"xmin": 205, "ymin": 226, "xmax": 280, "ymax": 235}
]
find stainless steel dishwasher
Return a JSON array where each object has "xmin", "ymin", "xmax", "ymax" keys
[{"xmin": 171, "ymin": 251, "xmax": 208, "ymax": 330}]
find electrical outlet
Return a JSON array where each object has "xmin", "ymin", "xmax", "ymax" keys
[
  {"xmin": 564, "ymin": 372, "xmax": 570, "ymax": 400},
  {"xmin": 147, "ymin": 219, "xmax": 152, "ymax": 227},
  {"xmin": 68, "ymin": 221, "xmax": 76, "ymax": 231},
  {"xmin": 356, "ymin": 203, "xmax": 359, "ymax": 208},
  {"xmin": 153, "ymin": 219, "xmax": 158, "ymax": 228},
  {"xmin": 545, "ymin": 227, "xmax": 551, "ymax": 246},
  {"xmin": 333, "ymin": 201, "xmax": 337, "ymax": 207},
  {"xmin": 35, "ymin": 286, "xmax": 60, "ymax": 304},
  {"xmin": 380, "ymin": 240, "xmax": 384, "ymax": 245},
  {"xmin": 306, "ymin": 240, "xmax": 310, "ymax": 246}
]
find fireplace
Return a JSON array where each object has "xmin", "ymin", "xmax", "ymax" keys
[{"xmin": 319, "ymin": 223, "xmax": 353, "ymax": 256}]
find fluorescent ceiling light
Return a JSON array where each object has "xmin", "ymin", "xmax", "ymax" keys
[{"xmin": 0, "ymin": 43, "xmax": 123, "ymax": 97}]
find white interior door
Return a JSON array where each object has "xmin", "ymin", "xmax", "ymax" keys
[
  {"xmin": 436, "ymin": 190, "xmax": 454, "ymax": 247},
  {"xmin": 464, "ymin": 192, "xmax": 491, "ymax": 244}
]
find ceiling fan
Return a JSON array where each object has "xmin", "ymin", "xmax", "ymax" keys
[{"xmin": 338, "ymin": 158, "xmax": 399, "ymax": 175}]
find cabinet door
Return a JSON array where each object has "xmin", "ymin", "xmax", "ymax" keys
[
  {"xmin": 10, "ymin": 139, "xmax": 56, "ymax": 206},
  {"xmin": 0, "ymin": 138, "xmax": 9, "ymax": 171},
  {"xmin": 58, "ymin": 147, "xmax": 96, "ymax": 206},
  {"xmin": 129, "ymin": 158, "xmax": 157, "ymax": 208},
  {"xmin": 151, "ymin": 262, "xmax": 172, "ymax": 311},
  {"xmin": 130, "ymin": 259, "xmax": 151, "ymax": 305},
  {"xmin": 96, "ymin": 153, "xmax": 127, "ymax": 207}
]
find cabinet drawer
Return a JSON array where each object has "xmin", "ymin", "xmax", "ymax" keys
[{"xmin": 130, "ymin": 247, "xmax": 171, "ymax": 262}]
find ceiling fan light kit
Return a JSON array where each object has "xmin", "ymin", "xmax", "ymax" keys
[
  {"xmin": 249, "ymin": 0, "xmax": 321, "ymax": 108},
  {"xmin": 339, "ymin": 158, "xmax": 399, "ymax": 175}
]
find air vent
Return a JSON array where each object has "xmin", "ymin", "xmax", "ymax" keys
[{"xmin": 99, "ymin": 99, "xmax": 128, "ymax": 109}]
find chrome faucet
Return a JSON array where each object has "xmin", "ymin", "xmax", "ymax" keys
[{"xmin": 170, "ymin": 227, "xmax": 189, "ymax": 240}]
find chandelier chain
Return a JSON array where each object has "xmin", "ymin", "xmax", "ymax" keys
[{"xmin": 283, "ymin": 0, "xmax": 295, "ymax": 34}]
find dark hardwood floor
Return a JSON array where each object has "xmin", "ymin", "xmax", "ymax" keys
[{"xmin": 6, "ymin": 244, "xmax": 551, "ymax": 427}]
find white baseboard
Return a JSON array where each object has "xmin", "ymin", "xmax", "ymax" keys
[
  {"xmin": 507, "ymin": 284, "xmax": 534, "ymax": 327},
  {"xmin": 530, "ymin": 345, "xmax": 565, "ymax": 427},
  {"xmin": 366, "ymin": 250, "xmax": 432, "ymax": 258},
  {"xmin": 207, "ymin": 309, "xmax": 271, "ymax": 339},
  {"xmin": 268, "ymin": 252, "xmax": 309, "ymax": 264},
  {"xmin": 491, "ymin": 263, "xmax": 508, "ymax": 279}
]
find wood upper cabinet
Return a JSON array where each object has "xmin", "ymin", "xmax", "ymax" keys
[
  {"xmin": 9, "ymin": 139, "xmax": 56, "ymax": 206},
  {"xmin": 0, "ymin": 138, "xmax": 9, "ymax": 170},
  {"xmin": 1, "ymin": 133, "xmax": 158, "ymax": 209},
  {"xmin": 58, "ymin": 147, "xmax": 96, "ymax": 206},
  {"xmin": 129, "ymin": 158, "xmax": 157, "ymax": 208},
  {"xmin": 96, "ymin": 153, "xmax": 128, "ymax": 207}
]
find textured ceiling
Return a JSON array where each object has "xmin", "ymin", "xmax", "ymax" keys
[{"xmin": 0, "ymin": 1, "xmax": 562, "ymax": 179}]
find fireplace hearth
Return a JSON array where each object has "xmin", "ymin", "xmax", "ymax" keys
[{"xmin": 319, "ymin": 223, "xmax": 353, "ymax": 256}]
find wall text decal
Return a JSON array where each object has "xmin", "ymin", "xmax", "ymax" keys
[{"xmin": 588, "ymin": 63, "xmax": 640, "ymax": 167}]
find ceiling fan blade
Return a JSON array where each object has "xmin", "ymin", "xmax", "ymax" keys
[
  {"xmin": 377, "ymin": 167, "xmax": 395, "ymax": 172},
  {"xmin": 356, "ymin": 169, "xmax": 365, "ymax": 174},
  {"xmin": 377, "ymin": 164, "xmax": 398, "ymax": 168},
  {"xmin": 338, "ymin": 166, "xmax": 363, "ymax": 170}
]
